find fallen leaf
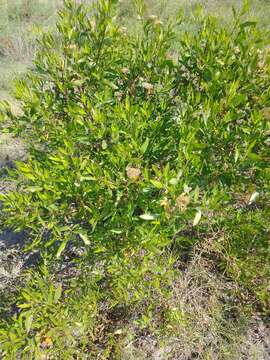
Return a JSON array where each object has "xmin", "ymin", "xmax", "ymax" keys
[
  {"xmin": 126, "ymin": 166, "xmax": 141, "ymax": 181},
  {"xmin": 41, "ymin": 337, "xmax": 53, "ymax": 349},
  {"xmin": 176, "ymin": 193, "xmax": 190, "ymax": 212},
  {"xmin": 262, "ymin": 107, "xmax": 270, "ymax": 120},
  {"xmin": 141, "ymin": 82, "xmax": 154, "ymax": 95},
  {"xmin": 121, "ymin": 67, "xmax": 130, "ymax": 75}
]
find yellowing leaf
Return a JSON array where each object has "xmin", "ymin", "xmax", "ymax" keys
[
  {"xmin": 193, "ymin": 210, "xmax": 202, "ymax": 227},
  {"xmin": 183, "ymin": 184, "xmax": 192, "ymax": 194},
  {"xmin": 248, "ymin": 191, "xmax": 259, "ymax": 205},
  {"xmin": 139, "ymin": 213, "xmax": 155, "ymax": 220},
  {"xmin": 41, "ymin": 337, "xmax": 53, "ymax": 349},
  {"xmin": 160, "ymin": 197, "xmax": 169, "ymax": 208},
  {"xmin": 102, "ymin": 140, "xmax": 108, "ymax": 150},
  {"xmin": 262, "ymin": 107, "xmax": 270, "ymax": 120},
  {"xmin": 169, "ymin": 178, "xmax": 178, "ymax": 186}
]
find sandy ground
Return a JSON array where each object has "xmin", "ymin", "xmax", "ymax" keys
[{"xmin": 0, "ymin": 133, "xmax": 30, "ymax": 291}]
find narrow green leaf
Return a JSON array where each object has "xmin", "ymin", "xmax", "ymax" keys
[
  {"xmin": 240, "ymin": 21, "xmax": 257, "ymax": 29},
  {"xmin": 24, "ymin": 313, "xmax": 33, "ymax": 334},
  {"xmin": 56, "ymin": 241, "xmax": 68, "ymax": 258},
  {"xmin": 54, "ymin": 283, "xmax": 62, "ymax": 303},
  {"xmin": 193, "ymin": 186, "xmax": 200, "ymax": 202},
  {"xmin": 140, "ymin": 137, "xmax": 149, "ymax": 154},
  {"xmin": 26, "ymin": 186, "xmax": 43, "ymax": 193},
  {"xmin": 110, "ymin": 229, "xmax": 123, "ymax": 234},
  {"xmin": 247, "ymin": 153, "xmax": 262, "ymax": 162},
  {"xmin": 150, "ymin": 180, "xmax": 163, "ymax": 189},
  {"xmin": 79, "ymin": 233, "xmax": 90, "ymax": 245}
]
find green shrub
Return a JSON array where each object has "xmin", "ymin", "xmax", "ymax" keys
[
  {"xmin": 1, "ymin": 0, "xmax": 182, "ymax": 257},
  {"xmin": 0, "ymin": 267, "xmax": 101, "ymax": 358},
  {"xmin": 0, "ymin": 0, "xmax": 269, "ymax": 357},
  {"xmin": 0, "ymin": 249, "xmax": 176, "ymax": 358},
  {"xmin": 1, "ymin": 0, "xmax": 268, "ymax": 254}
]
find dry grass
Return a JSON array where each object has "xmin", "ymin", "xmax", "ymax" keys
[
  {"xmin": 0, "ymin": 0, "xmax": 63, "ymax": 94},
  {"xmin": 119, "ymin": 0, "xmax": 270, "ymax": 23},
  {"xmin": 122, "ymin": 243, "xmax": 270, "ymax": 360},
  {"xmin": 0, "ymin": 90, "xmax": 22, "ymax": 115},
  {"xmin": 0, "ymin": 133, "xmax": 26, "ymax": 167}
]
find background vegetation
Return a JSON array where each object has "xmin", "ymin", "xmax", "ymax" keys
[
  {"xmin": 0, "ymin": 1, "xmax": 269, "ymax": 359},
  {"xmin": 1, "ymin": 0, "xmax": 270, "ymax": 95}
]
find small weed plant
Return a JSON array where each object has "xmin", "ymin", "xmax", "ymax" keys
[{"xmin": 0, "ymin": 0, "xmax": 269, "ymax": 358}]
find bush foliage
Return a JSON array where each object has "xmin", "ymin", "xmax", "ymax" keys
[{"xmin": 0, "ymin": 0, "xmax": 269, "ymax": 358}]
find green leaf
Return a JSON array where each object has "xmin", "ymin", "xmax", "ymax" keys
[
  {"xmin": 18, "ymin": 303, "xmax": 31, "ymax": 309},
  {"xmin": 102, "ymin": 140, "xmax": 108, "ymax": 150},
  {"xmin": 247, "ymin": 153, "xmax": 262, "ymax": 162},
  {"xmin": 54, "ymin": 283, "xmax": 62, "ymax": 303},
  {"xmin": 240, "ymin": 21, "xmax": 257, "ymax": 29},
  {"xmin": 26, "ymin": 186, "xmax": 43, "ymax": 193},
  {"xmin": 110, "ymin": 229, "xmax": 123, "ymax": 234},
  {"xmin": 24, "ymin": 313, "xmax": 33, "ymax": 334},
  {"xmin": 104, "ymin": 79, "xmax": 118, "ymax": 90},
  {"xmin": 79, "ymin": 233, "xmax": 90, "ymax": 245},
  {"xmin": 140, "ymin": 137, "xmax": 149, "ymax": 154},
  {"xmin": 56, "ymin": 241, "xmax": 68, "ymax": 258},
  {"xmin": 150, "ymin": 180, "xmax": 163, "ymax": 189},
  {"xmin": 234, "ymin": 147, "xmax": 240, "ymax": 163},
  {"xmin": 169, "ymin": 178, "xmax": 178, "ymax": 186}
]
